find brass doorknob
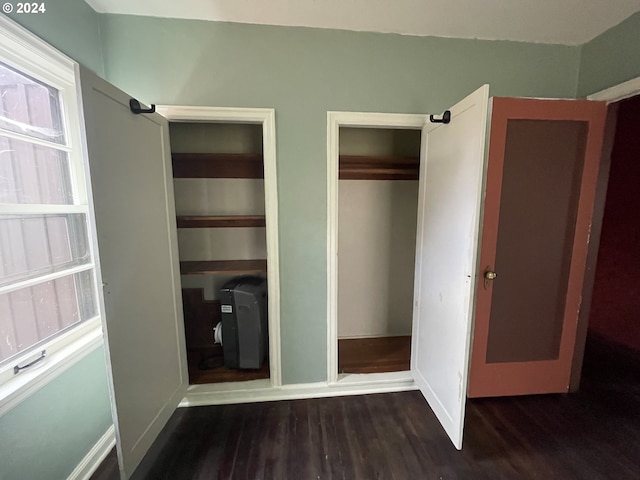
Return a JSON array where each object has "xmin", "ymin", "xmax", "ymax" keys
[{"xmin": 483, "ymin": 267, "xmax": 496, "ymax": 289}]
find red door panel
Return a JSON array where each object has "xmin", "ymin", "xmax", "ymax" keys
[{"xmin": 469, "ymin": 97, "xmax": 606, "ymax": 398}]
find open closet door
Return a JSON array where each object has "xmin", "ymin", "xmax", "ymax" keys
[
  {"xmin": 411, "ymin": 85, "xmax": 489, "ymax": 449},
  {"xmin": 468, "ymin": 98, "xmax": 606, "ymax": 398},
  {"xmin": 78, "ymin": 66, "xmax": 188, "ymax": 478}
]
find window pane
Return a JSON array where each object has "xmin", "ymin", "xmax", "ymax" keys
[
  {"xmin": 0, "ymin": 61, "xmax": 65, "ymax": 144},
  {"xmin": 0, "ymin": 135, "xmax": 73, "ymax": 204},
  {"xmin": 0, "ymin": 214, "xmax": 90, "ymax": 287},
  {"xmin": 0, "ymin": 270, "xmax": 96, "ymax": 365}
]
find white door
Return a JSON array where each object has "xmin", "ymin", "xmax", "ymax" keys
[
  {"xmin": 78, "ymin": 67, "xmax": 188, "ymax": 478},
  {"xmin": 411, "ymin": 85, "xmax": 489, "ymax": 449}
]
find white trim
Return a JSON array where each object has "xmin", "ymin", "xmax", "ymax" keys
[
  {"xmin": 326, "ymin": 113, "xmax": 339, "ymax": 385},
  {"xmin": 0, "ymin": 263, "xmax": 94, "ymax": 296},
  {"xmin": 587, "ymin": 76, "xmax": 640, "ymax": 103},
  {"xmin": 180, "ymin": 374, "xmax": 417, "ymax": 407},
  {"xmin": 156, "ymin": 105, "xmax": 275, "ymax": 124},
  {"xmin": 262, "ymin": 109, "xmax": 282, "ymax": 387},
  {"xmin": 337, "ymin": 333, "xmax": 412, "ymax": 340},
  {"xmin": 336, "ymin": 370, "xmax": 413, "ymax": 385},
  {"xmin": 156, "ymin": 105, "xmax": 282, "ymax": 388},
  {"xmin": 0, "ymin": 15, "xmax": 75, "ymax": 86},
  {"xmin": 0, "ymin": 204, "xmax": 89, "ymax": 214},
  {"xmin": 326, "ymin": 111, "xmax": 427, "ymax": 384},
  {"xmin": 0, "ymin": 319, "xmax": 103, "ymax": 417},
  {"xmin": 67, "ymin": 424, "xmax": 116, "ymax": 480},
  {"xmin": 0, "ymin": 127, "xmax": 72, "ymax": 152}
]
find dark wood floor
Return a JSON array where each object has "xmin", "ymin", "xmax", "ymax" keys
[
  {"xmin": 91, "ymin": 335, "xmax": 640, "ymax": 479},
  {"xmin": 338, "ymin": 336, "xmax": 411, "ymax": 374},
  {"xmin": 188, "ymin": 346, "xmax": 270, "ymax": 384},
  {"xmin": 189, "ymin": 334, "xmax": 411, "ymax": 384}
]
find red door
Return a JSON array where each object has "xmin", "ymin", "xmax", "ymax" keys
[{"xmin": 468, "ymin": 97, "xmax": 607, "ymax": 398}]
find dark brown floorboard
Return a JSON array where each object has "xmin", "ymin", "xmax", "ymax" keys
[
  {"xmin": 338, "ymin": 336, "xmax": 411, "ymax": 374},
  {"xmin": 89, "ymin": 447, "xmax": 119, "ymax": 480},
  {"xmin": 188, "ymin": 346, "xmax": 270, "ymax": 384},
  {"xmin": 92, "ymin": 335, "xmax": 640, "ymax": 479}
]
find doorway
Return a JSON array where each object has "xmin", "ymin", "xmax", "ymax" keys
[
  {"xmin": 169, "ymin": 121, "xmax": 269, "ymax": 385},
  {"xmin": 157, "ymin": 106, "xmax": 282, "ymax": 389},
  {"xmin": 326, "ymin": 112, "xmax": 427, "ymax": 385},
  {"xmin": 587, "ymin": 94, "xmax": 640, "ymax": 353},
  {"xmin": 337, "ymin": 127, "xmax": 421, "ymax": 375},
  {"xmin": 328, "ymin": 86, "xmax": 491, "ymax": 449}
]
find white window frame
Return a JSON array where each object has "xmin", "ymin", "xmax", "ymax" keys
[{"xmin": 0, "ymin": 15, "xmax": 104, "ymax": 415}]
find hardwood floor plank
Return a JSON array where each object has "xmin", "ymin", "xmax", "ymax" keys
[
  {"xmin": 318, "ymin": 399, "xmax": 342, "ymax": 479},
  {"xmin": 187, "ymin": 346, "xmax": 270, "ymax": 384},
  {"xmin": 338, "ymin": 336, "xmax": 411, "ymax": 374},
  {"xmin": 92, "ymin": 335, "xmax": 640, "ymax": 480},
  {"xmin": 342, "ymin": 397, "xmax": 379, "ymax": 479}
]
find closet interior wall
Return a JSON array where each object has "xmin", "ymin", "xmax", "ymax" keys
[{"xmin": 338, "ymin": 127, "xmax": 421, "ymax": 373}]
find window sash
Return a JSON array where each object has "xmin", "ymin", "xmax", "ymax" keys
[
  {"xmin": 0, "ymin": 316, "xmax": 102, "ymax": 408},
  {"xmin": 0, "ymin": 268, "xmax": 98, "ymax": 366},
  {"xmin": 0, "ymin": 59, "xmax": 66, "ymax": 145},
  {"xmin": 0, "ymin": 127, "xmax": 71, "ymax": 152},
  {"xmin": 0, "ymin": 15, "xmax": 102, "ymax": 398},
  {"xmin": 0, "ymin": 263, "xmax": 94, "ymax": 296}
]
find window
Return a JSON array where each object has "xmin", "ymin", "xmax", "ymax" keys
[{"xmin": 0, "ymin": 17, "xmax": 102, "ymax": 404}]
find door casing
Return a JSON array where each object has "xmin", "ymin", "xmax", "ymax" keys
[
  {"xmin": 157, "ymin": 105, "xmax": 283, "ymax": 390},
  {"xmin": 326, "ymin": 112, "xmax": 427, "ymax": 386}
]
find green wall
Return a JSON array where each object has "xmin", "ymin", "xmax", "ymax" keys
[
  {"xmin": 2, "ymin": 3, "xmax": 112, "ymax": 480},
  {"xmin": 0, "ymin": 347, "xmax": 113, "ymax": 480},
  {"xmin": 6, "ymin": 0, "xmax": 105, "ymax": 76},
  {"xmin": 100, "ymin": 15, "xmax": 581, "ymax": 384},
  {"xmin": 578, "ymin": 12, "xmax": 640, "ymax": 97},
  {"xmin": 1, "ymin": 4, "xmax": 637, "ymax": 476}
]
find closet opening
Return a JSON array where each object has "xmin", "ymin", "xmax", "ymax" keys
[
  {"xmin": 578, "ymin": 93, "xmax": 640, "ymax": 383},
  {"xmin": 169, "ymin": 121, "xmax": 270, "ymax": 385},
  {"xmin": 337, "ymin": 126, "xmax": 421, "ymax": 375}
]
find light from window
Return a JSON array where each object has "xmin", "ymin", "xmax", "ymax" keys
[
  {"xmin": 0, "ymin": 61, "xmax": 65, "ymax": 144},
  {"xmin": 0, "ymin": 59, "xmax": 97, "ymax": 368}
]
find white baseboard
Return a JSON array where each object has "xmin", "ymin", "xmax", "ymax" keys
[
  {"xmin": 67, "ymin": 424, "xmax": 116, "ymax": 480},
  {"xmin": 180, "ymin": 373, "xmax": 418, "ymax": 407}
]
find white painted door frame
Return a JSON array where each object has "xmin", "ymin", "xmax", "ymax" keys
[
  {"xmin": 326, "ymin": 111, "xmax": 428, "ymax": 385},
  {"xmin": 156, "ymin": 105, "xmax": 282, "ymax": 388},
  {"xmin": 587, "ymin": 76, "xmax": 640, "ymax": 102}
]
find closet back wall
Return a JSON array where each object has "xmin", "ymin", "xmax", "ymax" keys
[
  {"xmin": 170, "ymin": 123, "xmax": 266, "ymax": 300},
  {"xmin": 338, "ymin": 128, "xmax": 419, "ymax": 339},
  {"xmin": 100, "ymin": 15, "xmax": 582, "ymax": 384}
]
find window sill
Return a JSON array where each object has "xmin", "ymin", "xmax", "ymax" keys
[{"xmin": 0, "ymin": 318, "xmax": 104, "ymax": 417}]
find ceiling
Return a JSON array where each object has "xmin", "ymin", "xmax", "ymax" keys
[{"xmin": 85, "ymin": 0, "xmax": 640, "ymax": 46}]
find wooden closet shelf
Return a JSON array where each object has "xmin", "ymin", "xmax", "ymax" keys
[
  {"xmin": 339, "ymin": 155, "xmax": 419, "ymax": 180},
  {"xmin": 172, "ymin": 153, "xmax": 264, "ymax": 178},
  {"xmin": 180, "ymin": 259, "xmax": 267, "ymax": 275},
  {"xmin": 177, "ymin": 215, "xmax": 266, "ymax": 228}
]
